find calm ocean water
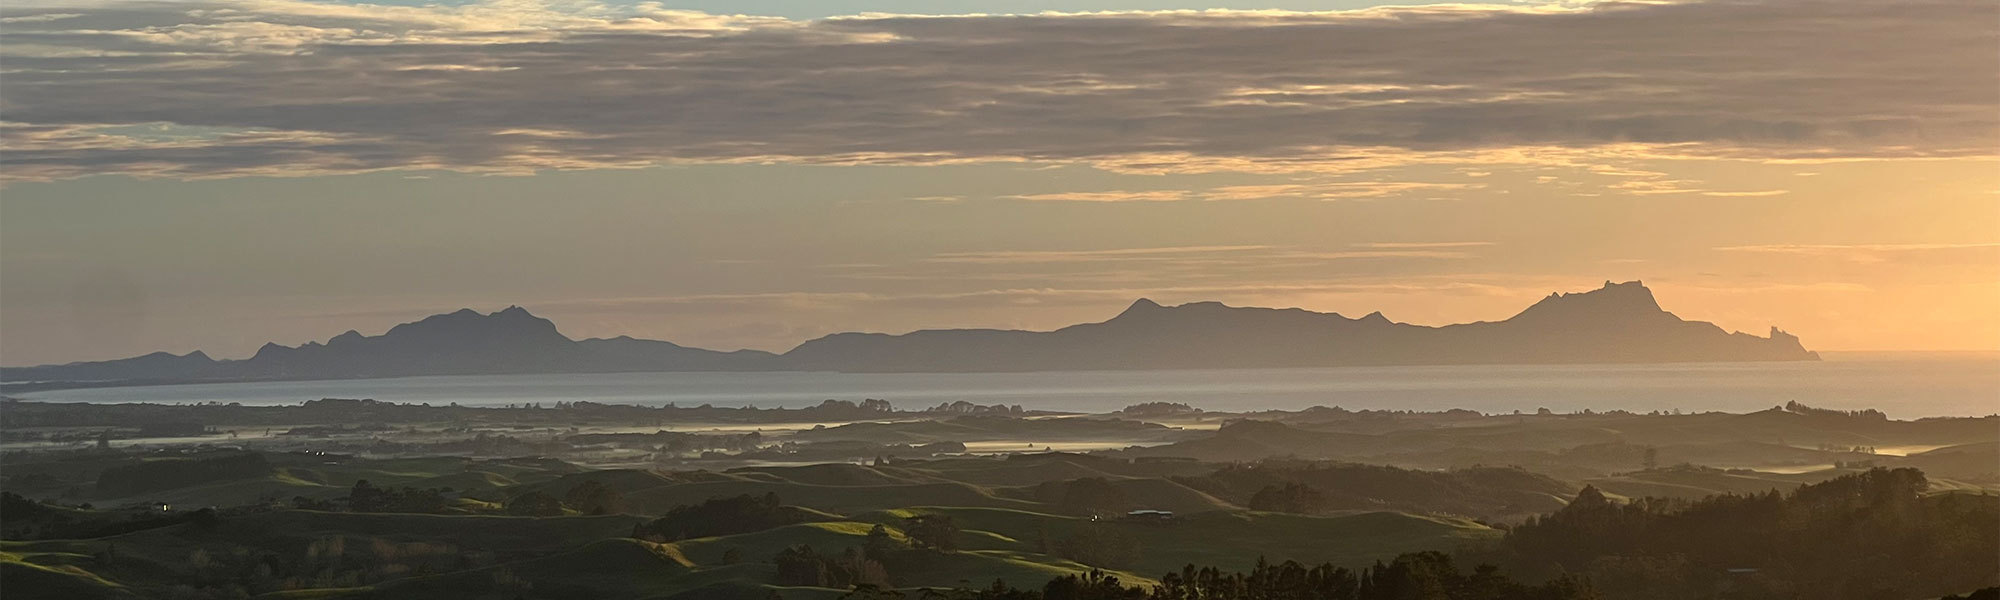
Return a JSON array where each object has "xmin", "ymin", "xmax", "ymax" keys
[{"xmin": 13, "ymin": 353, "xmax": 1998, "ymax": 418}]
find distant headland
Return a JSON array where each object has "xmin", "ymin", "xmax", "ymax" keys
[{"xmin": 2, "ymin": 281, "xmax": 1816, "ymax": 388}]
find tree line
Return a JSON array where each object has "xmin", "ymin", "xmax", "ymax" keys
[{"xmin": 1469, "ymin": 468, "xmax": 1998, "ymax": 600}]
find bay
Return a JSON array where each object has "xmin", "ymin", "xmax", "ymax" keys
[{"xmin": 13, "ymin": 352, "xmax": 1997, "ymax": 418}]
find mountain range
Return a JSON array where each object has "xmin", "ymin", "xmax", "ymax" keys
[{"xmin": 1, "ymin": 281, "xmax": 1816, "ymax": 386}]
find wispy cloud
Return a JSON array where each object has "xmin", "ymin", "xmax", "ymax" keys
[
  {"xmin": 1671, "ymin": 282, "xmax": 1875, "ymax": 294},
  {"xmin": 1001, "ymin": 180, "xmax": 1479, "ymax": 202},
  {"xmin": 1004, "ymin": 190, "xmax": 1189, "ymax": 202},
  {"xmin": 919, "ymin": 243, "xmax": 1492, "ymax": 266},
  {"xmin": 927, "ymin": 245, "xmax": 1272, "ymax": 264},
  {"xmin": 1, "ymin": 0, "xmax": 1991, "ymax": 180},
  {"xmin": 1701, "ymin": 190, "xmax": 1791, "ymax": 197},
  {"xmin": 1200, "ymin": 182, "xmax": 1481, "ymax": 201},
  {"xmin": 1716, "ymin": 242, "xmax": 2000, "ymax": 263},
  {"xmin": 1717, "ymin": 243, "xmax": 2000, "ymax": 253},
  {"xmin": 1271, "ymin": 250, "xmax": 1477, "ymax": 260},
  {"xmin": 1352, "ymin": 242, "xmax": 1494, "ymax": 249},
  {"xmin": 0, "ymin": 12, "xmax": 78, "ymax": 23}
]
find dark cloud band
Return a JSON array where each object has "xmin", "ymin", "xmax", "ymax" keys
[{"xmin": 1, "ymin": 0, "xmax": 1993, "ymax": 180}]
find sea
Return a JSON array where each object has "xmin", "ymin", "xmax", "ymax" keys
[{"xmin": 11, "ymin": 352, "xmax": 1998, "ymax": 419}]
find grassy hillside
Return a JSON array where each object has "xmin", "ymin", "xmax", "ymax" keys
[
  {"xmin": 0, "ymin": 498, "xmax": 1495, "ymax": 599},
  {"xmin": 846, "ymin": 506, "xmax": 1499, "ymax": 576},
  {"xmin": 3, "ymin": 403, "xmax": 1988, "ymax": 600},
  {"xmin": 624, "ymin": 480, "xmax": 1046, "ymax": 514},
  {"xmin": 2, "ymin": 548, "xmax": 136, "ymax": 600}
]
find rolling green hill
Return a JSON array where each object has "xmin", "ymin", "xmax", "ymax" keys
[{"xmin": 624, "ymin": 480, "xmax": 1046, "ymax": 514}]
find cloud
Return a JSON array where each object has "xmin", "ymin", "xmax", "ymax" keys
[
  {"xmin": 1351, "ymin": 241, "xmax": 1494, "ymax": 249},
  {"xmin": 1716, "ymin": 243, "xmax": 2000, "ymax": 253},
  {"xmin": 919, "ymin": 243, "xmax": 1489, "ymax": 266},
  {"xmin": 1701, "ymin": 189, "xmax": 1790, "ymax": 197},
  {"xmin": 1715, "ymin": 242, "xmax": 2000, "ymax": 263},
  {"xmin": 1005, "ymin": 190, "xmax": 1189, "ymax": 202},
  {"xmin": 926, "ymin": 245, "xmax": 1273, "ymax": 264},
  {"xmin": 1671, "ymin": 282, "xmax": 1874, "ymax": 294},
  {"xmin": 1200, "ymin": 181, "xmax": 1481, "ymax": 200},
  {"xmin": 0, "ymin": 12, "xmax": 79, "ymax": 23},
  {"xmin": 1269, "ymin": 249, "xmax": 1477, "ymax": 260},
  {"xmin": 1002, "ymin": 180, "xmax": 1479, "ymax": 202},
  {"xmin": 2, "ymin": 0, "xmax": 1994, "ymax": 180}
]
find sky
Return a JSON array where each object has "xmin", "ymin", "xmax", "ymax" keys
[{"xmin": 1, "ymin": 0, "xmax": 1996, "ymax": 366}]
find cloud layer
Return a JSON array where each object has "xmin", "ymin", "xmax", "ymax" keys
[{"xmin": 2, "ymin": 0, "xmax": 1995, "ymax": 180}]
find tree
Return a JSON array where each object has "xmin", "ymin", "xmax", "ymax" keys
[
  {"xmin": 842, "ymin": 583, "xmax": 905, "ymax": 600},
  {"xmin": 1469, "ymin": 468, "xmax": 1985, "ymax": 600},
  {"xmin": 904, "ymin": 514, "xmax": 959, "ymax": 553},
  {"xmin": 773, "ymin": 545, "xmax": 888, "ymax": 589},
  {"xmin": 1042, "ymin": 570, "xmax": 1144, "ymax": 600},
  {"xmin": 348, "ymin": 479, "xmax": 450, "ymax": 514},
  {"xmin": 505, "ymin": 491, "xmax": 564, "ymax": 517},
  {"xmin": 564, "ymin": 480, "xmax": 627, "ymax": 515},
  {"xmin": 864, "ymin": 524, "xmax": 902, "ymax": 561},
  {"xmin": 634, "ymin": 494, "xmax": 809, "ymax": 541},
  {"xmin": 348, "ymin": 480, "xmax": 388, "ymax": 512},
  {"xmin": 775, "ymin": 545, "xmax": 835, "ymax": 586},
  {"xmin": 1248, "ymin": 482, "xmax": 1327, "ymax": 514}
]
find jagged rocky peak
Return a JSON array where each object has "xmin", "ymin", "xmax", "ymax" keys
[
  {"xmin": 118, "ymin": 350, "xmax": 215, "ymax": 365},
  {"xmin": 1512, "ymin": 280, "xmax": 1666, "ymax": 321},
  {"xmin": 250, "ymin": 341, "xmax": 291, "ymax": 360},
  {"xmin": 265, "ymin": 305, "xmax": 577, "ymax": 356},
  {"xmin": 1118, "ymin": 298, "xmax": 1166, "ymax": 316},
  {"xmin": 392, "ymin": 306, "xmax": 560, "ymax": 333},
  {"xmin": 4, "ymin": 280, "xmax": 1820, "ymax": 381}
]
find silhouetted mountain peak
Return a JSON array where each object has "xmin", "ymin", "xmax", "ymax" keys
[
  {"xmin": 250, "ymin": 342, "xmax": 289, "ymax": 360},
  {"xmin": 1112, "ymin": 298, "xmax": 1167, "ymax": 319},
  {"xmin": 380, "ymin": 306, "xmax": 565, "ymax": 341},
  {"xmin": 112, "ymin": 350, "xmax": 215, "ymax": 366},
  {"xmin": 5, "ymin": 282, "xmax": 1816, "ymax": 381},
  {"xmin": 1510, "ymin": 280, "xmax": 1665, "ymax": 322}
]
